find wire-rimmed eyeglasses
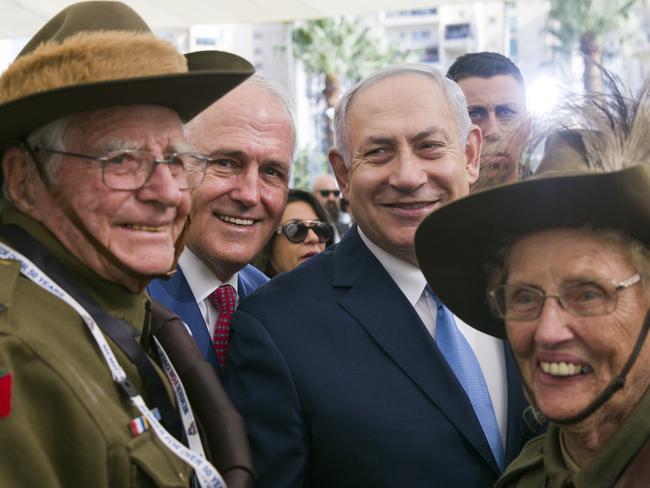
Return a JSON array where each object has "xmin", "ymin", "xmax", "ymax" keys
[
  {"xmin": 31, "ymin": 146, "xmax": 211, "ymax": 190},
  {"xmin": 488, "ymin": 273, "xmax": 642, "ymax": 321}
]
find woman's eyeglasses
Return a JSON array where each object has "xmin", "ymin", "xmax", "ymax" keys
[
  {"xmin": 277, "ymin": 220, "xmax": 332, "ymax": 243},
  {"xmin": 488, "ymin": 273, "xmax": 642, "ymax": 321}
]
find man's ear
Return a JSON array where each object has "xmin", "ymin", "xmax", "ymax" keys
[
  {"xmin": 2, "ymin": 147, "xmax": 40, "ymax": 213},
  {"xmin": 328, "ymin": 149, "xmax": 351, "ymax": 200},
  {"xmin": 464, "ymin": 125, "xmax": 482, "ymax": 185}
]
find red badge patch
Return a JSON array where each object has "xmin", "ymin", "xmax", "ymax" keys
[{"xmin": 0, "ymin": 370, "xmax": 12, "ymax": 418}]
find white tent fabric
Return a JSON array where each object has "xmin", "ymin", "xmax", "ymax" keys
[{"xmin": 1, "ymin": 0, "xmax": 491, "ymax": 38}]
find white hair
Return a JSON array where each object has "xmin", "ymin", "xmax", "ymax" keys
[
  {"xmin": 333, "ymin": 63, "xmax": 471, "ymax": 166},
  {"xmin": 1, "ymin": 116, "xmax": 69, "ymax": 209},
  {"xmin": 247, "ymin": 75, "xmax": 297, "ymax": 159}
]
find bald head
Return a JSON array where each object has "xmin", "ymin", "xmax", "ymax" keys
[
  {"xmin": 313, "ymin": 173, "xmax": 341, "ymax": 222},
  {"xmin": 186, "ymin": 76, "xmax": 296, "ymax": 155}
]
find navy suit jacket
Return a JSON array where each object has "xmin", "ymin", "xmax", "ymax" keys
[
  {"xmin": 227, "ymin": 227, "xmax": 529, "ymax": 487},
  {"xmin": 147, "ymin": 263, "xmax": 268, "ymax": 380}
]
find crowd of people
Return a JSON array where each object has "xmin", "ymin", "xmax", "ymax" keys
[{"xmin": 0, "ymin": 2, "xmax": 648, "ymax": 488}]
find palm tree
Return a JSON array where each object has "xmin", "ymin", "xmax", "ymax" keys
[
  {"xmin": 293, "ymin": 16, "xmax": 402, "ymax": 152},
  {"xmin": 546, "ymin": 0, "xmax": 637, "ymax": 92}
]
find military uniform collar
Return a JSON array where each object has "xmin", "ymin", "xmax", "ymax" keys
[{"xmin": 0, "ymin": 206, "xmax": 148, "ymax": 331}]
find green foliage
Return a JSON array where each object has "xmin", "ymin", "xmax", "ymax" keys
[
  {"xmin": 291, "ymin": 147, "xmax": 330, "ymax": 190},
  {"xmin": 547, "ymin": 0, "xmax": 637, "ymax": 55},
  {"xmin": 292, "ymin": 16, "xmax": 402, "ymax": 84}
]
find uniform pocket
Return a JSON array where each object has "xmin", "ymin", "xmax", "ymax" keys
[{"xmin": 128, "ymin": 432, "xmax": 190, "ymax": 487}]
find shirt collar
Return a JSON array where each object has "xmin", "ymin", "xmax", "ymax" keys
[
  {"xmin": 178, "ymin": 247, "xmax": 239, "ymax": 303},
  {"xmin": 357, "ymin": 227, "xmax": 427, "ymax": 307}
]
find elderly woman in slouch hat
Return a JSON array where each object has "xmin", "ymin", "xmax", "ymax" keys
[{"xmin": 415, "ymin": 84, "xmax": 650, "ymax": 487}]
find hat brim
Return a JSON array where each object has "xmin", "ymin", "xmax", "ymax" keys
[
  {"xmin": 0, "ymin": 65, "xmax": 253, "ymax": 145},
  {"xmin": 415, "ymin": 165, "xmax": 650, "ymax": 338}
]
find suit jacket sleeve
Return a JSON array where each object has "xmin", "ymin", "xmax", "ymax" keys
[{"xmin": 227, "ymin": 309, "xmax": 307, "ymax": 488}]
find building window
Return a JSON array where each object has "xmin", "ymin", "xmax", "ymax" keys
[
  {"xmin": 508, "ymin": 15, "xmax": 517, "ymax": 33},
  {"xmin": 509, "ymin": 38, "xmax": 518, "ymax": 58},
  {"xmin": 387, "ymin": 8, "xmax": 437, "ymax": 17},
  {"xmin": 412, "ymin": 30, "xmax": 431, "ymax": 40},
  {"xmin": 423, "ymin": 46, "xmax": 439, "ymax": 63},
  {"xmin": 195, "ymin": 37, "xmax": 217, "ymax": 47},
  {"xmin": 445, "ymin": 23, "xmax": 471, "ymax": 40}
]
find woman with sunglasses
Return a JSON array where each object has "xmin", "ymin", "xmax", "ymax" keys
[{"xmin": 254, "ymin": 189, "xmax": 334, "ymax": 277}]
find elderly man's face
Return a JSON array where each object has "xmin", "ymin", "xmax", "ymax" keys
[
  {"xmin": 331, "ymin": 73, "xmax": 480, "ymax": 266},
  {"xmin": 505, "ymin": 228, "xmax": 650, "ymax": 424},
  {"xmin": 185, "ymin": 82, "xmax": 293, "ymax": 281},
  {"xmin": 457, "ymin": 75, "xmax": 527, "ymax": 188},
  {"xmin": 29, "ymin": 105, "xmax": 191, "ymax": 288}
]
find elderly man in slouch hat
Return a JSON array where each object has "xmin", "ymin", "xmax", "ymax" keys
[{"xmin": 0, "ymin": 2, "xmax": 255, "ymax": 487}]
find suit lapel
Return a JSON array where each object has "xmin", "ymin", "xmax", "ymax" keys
[
  {"xmin": 149, "ymin": 267, "xmax": 221, "ymax": 375},
  {"xmin": 333, "ymin": 229, "xmax": 499, "ymax": 473}
]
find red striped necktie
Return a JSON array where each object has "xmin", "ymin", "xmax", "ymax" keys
[{"xmin": 207, "ymin": 284, "xmax": 237, "ymax": 369}]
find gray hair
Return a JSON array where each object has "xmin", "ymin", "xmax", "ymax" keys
[
  {"xmin": 333, "ymin": 63, "xmax": 471, "ymax": 166},
  {"xmin": 1, "ymin": 116, "xmax": 69, "ymax": 209},
  {"xmin": 246, "ymin": 75, "xmax": 297, "ymax": 159}
]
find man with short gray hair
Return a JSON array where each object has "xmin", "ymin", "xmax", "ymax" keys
[
  {"xmin": 227, "ymin": 64, "xmax": 529, "ymax": 487},
  {"xmin": 149, "ymin": 75, "xmax": 295, "ymax": 381}
]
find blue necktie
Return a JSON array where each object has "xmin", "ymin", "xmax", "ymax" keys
[{"xmin": 431, "ymin": 290, "xmax": 505, "ymax": 471}]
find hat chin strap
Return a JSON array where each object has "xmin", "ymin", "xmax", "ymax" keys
[
  {"xmin": 529, "ymin": 307, "xmax": 650, "ymax": 426},
  {"xmin": 34, "ymin": 159, "xmax": 185, "ymax": 292}
]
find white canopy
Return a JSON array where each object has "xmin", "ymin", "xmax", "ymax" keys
[{"xmin": 1, "ymin": 0, "xmax": 494, "ymax": 38}]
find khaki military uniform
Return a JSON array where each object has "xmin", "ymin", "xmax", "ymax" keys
[
  {"xmin": 0, "ymin": 207, "xmax": 192, "ymax": 487},
  {"xmin": 496, "ymin": 386, "xmax": 650, "ymax": 487}
]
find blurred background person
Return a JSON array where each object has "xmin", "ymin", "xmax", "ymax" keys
[
  {"xmin": 254, "ymin": 188, "xmax": 333, "ymax": 277},
  {"xmin": 447, "ymin": 51, "xmax": 529, "ymax": 191},
  {"xmin": 312, "ymin": 173, "xmax": 350, "ymax": 241}
]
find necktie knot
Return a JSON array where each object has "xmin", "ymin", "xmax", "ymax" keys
[{"xmin": 208, "ymin": 285, "xmax": 237, "ymax": 369}]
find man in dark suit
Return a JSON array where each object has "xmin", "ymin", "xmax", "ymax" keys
[
  {"xmin": 227, "ymin": 64, "xmax": 530, "ymax": 487},
  {"xmin": 149, "ymin": 76, "xmax": 295, "ymax": 380}
]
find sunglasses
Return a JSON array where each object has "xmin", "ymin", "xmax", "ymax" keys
[
  {"xmin": 318, "ymin": 189, "xmax": 340, "ymax": 198},
  {"xmin": 277, "ymin": 220, "xmax": 333, "ymax": 243}
]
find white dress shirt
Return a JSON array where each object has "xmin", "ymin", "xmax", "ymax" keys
[
  {"xmin": 177, "ymin": 248, "xmax": 239, "ymax": 339},
  {"xmin": 358, "ymin": 228, "xmax": 508, "ymax": 445}
]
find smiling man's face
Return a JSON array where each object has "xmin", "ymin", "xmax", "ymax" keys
[
  {"xmin": 185, "ymin": 81, "xmax": 293, "ymax": 281},
  {"xmin": 26, "ymin": 105, "xmax": 191, "ymax": 289},
  {"xmin": 330, "ymin": 73, "xmax": 480, "ymax": 266}
]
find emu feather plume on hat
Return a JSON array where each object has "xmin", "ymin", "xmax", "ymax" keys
[{"xmin": 415, "ymin": 79, "xmax": 650, "ymax": 338}]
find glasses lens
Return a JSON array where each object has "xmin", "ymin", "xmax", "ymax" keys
[
  {"xmin": 493, "ymin": 285, "xmax": 543, "ymax": 320},
  {"xmin": 284, "ymin": 222, "xmax": 308, "ymax": 243},
  {"xmin": 319, "ymin": 190, "xmax": 340, "ymax": 197},
  {"xmin": 562, "ymin": 281, "xmax": 612, "ymax": 316},
  {"xmin": 311, "ymin": 222, "xmax": 332, "ymax": 243},
  {"xmin": 103, "ymin": 151, "xmax": 148, "ymax": 190},
  {"xmin": 172, "ymin": 153, "xmax": 208, "ymax": 189}
]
